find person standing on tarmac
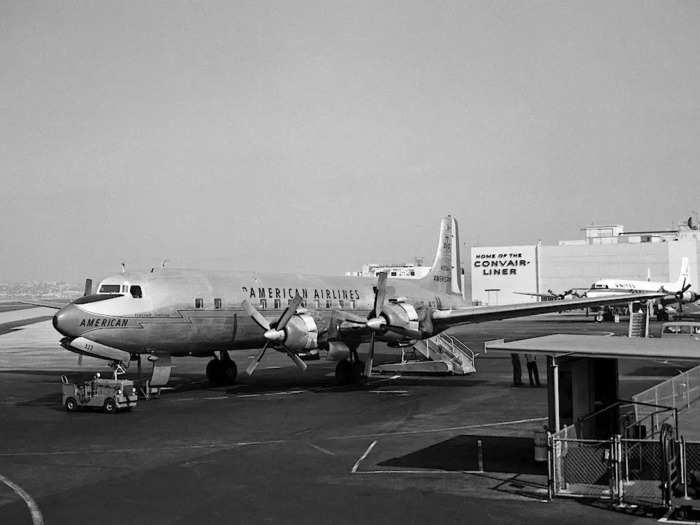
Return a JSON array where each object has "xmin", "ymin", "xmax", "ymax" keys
[
  {"xmin": 525, "ymin": 354, "xmax": 541, "ymax": 387},
  {"xmin": 511, "ymin": 353, "xmax": 523, "ymax": 386}
]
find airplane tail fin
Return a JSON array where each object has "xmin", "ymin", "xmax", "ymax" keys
[
  {"xmin": 418, "ymin": 215, "xmax": 462, "ymax": 297},
  {"xmin": 673, "ymin": 257, "xmax": 690, "ymax": 289}
]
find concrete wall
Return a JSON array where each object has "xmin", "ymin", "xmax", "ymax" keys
[{"xmin": 468, "ymin": 238, "xmax": 700, "ymax": 305}]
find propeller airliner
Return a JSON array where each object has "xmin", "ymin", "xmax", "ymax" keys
[{"xmin": 36, "ymin": 216, "xmax": 665, "ymax": 386}]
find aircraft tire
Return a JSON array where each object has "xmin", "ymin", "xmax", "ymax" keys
[
  {"xmin": 206, "ymin": 359, "xmax": 224, "ymax": 385},
  {"xmin": 351, "ymin": 361, "xmax": 365, "ymax": 384},
  {"xmin": 335, "ymin": 359, "xmax": 352, "ymax": 385},
  {"xmin": 103, "ymin": 398, "xmax": 117, "ymax": 414},
  {"xmin": 65, "ymin": 397, "xmax": 77, "ymax": 412},
  {"xmin": 222, "ymin": 361, "xmax": 237, "ymax": 385}
]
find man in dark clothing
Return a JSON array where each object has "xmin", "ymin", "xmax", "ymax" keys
[
  {"xmin": 525, "ymin": 354, "xmax": 541, "ymax": 387},
  {"xmin": 511, "ymin": 353, "xmax": 523, "ymax": 386}
]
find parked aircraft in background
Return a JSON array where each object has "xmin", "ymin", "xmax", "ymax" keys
[
  {"xmin": 520, "ymin": 259, "xmax": 697, "ymax": 321},
  {"xmin": 515, "ymin": 289, "xmax": 587, "ymax": 301},
  {"xmin": 33, "ymin": 216, "xmax": 663, "ymax": 386},
  {"xmin": 585, "ymin": 258, "xmax": 696, "ymax": 321}
]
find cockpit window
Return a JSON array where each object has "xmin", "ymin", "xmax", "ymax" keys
[
  {"xmin": 130, "ymin": 285, "xmax": 143, "ymax": 299},
  {"xmin": 99, "ymin": 284, "xmax": 122, "ymax": 294}
]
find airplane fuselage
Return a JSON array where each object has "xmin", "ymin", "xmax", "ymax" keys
[{"xmin": 54, "ymin": 268, "xmax": 466, "ymax": 358}]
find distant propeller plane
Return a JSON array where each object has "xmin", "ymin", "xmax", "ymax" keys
[
  {"xmin": 31, "ymin": 216, "xmax": 665, "ymax": 386},
  {"xmin": 518, "ymin": 258, "xmax": 697, "ymax": 322}
]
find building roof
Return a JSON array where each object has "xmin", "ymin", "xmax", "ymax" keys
[{"xmin": 484, "ymin": 334, "xmax": 700, "ymax": 360}]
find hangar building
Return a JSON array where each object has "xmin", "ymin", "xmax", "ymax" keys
[{"xmin": 468, "ymin": 219, "xmax": 700, "ymax": 305}]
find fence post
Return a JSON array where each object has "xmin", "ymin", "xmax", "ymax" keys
[
  {"xmin": 477, "ymin": 439, "xmax": 484, "ymax": 472},
  {"xmin": 681, "ymin": 436, "xmax": 689, "ymax": 500},
  {"xmin": 614, "ymin": 434, "xmax": 623, "ymax": 505},
  {"xmin": 546, "ymin": 432, "xmax": 553, "ymax": 501}
]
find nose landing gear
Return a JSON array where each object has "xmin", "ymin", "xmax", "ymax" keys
[
  {"xmin": 334, "ymin": 344, "xmax": 366, "ymax": 386},
  {"xmin": 206, "ymin": 350, "xmax": 238, "ymax": 385}
]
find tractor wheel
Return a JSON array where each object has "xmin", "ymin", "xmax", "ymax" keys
[
  {"xmin": 65, "ymin": 397, "xmax": 77, "ymax": 412},
  {"xmin": 103, "ymin": 398, "xmax": 117, "ymax": 414}
]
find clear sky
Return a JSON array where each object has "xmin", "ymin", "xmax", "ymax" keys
[{"xmin": 2, "ymin": 1, "xmax": 699, "ymax": 282}]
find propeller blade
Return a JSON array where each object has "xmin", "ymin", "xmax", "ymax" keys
[
  {"xmin": 364, "ymin": 332, "xmax": 375, "ymax": 378},
  {"xmin": 242, "ymin": 299, "xmax": 271, "ymax": 330},
  {"xmin": 372, "ymin": 272, "xmax": 388, "ymax": 319},
  {"xmin": 276, "ymin": 293, "xmax": 303, "ymax": 331},
  {"xmin": 285, "ymin": 349, "xmax": 308, "ymax": 372},
  {"xmin": 83, "ymin": 279, "xmax": 93, "ymax": 297},
  {"xmin": 246, "ymin": 343, "xmax": 269, "ymax": 376}
]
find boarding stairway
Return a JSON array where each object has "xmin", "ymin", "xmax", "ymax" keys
[
  {"xmin": 628, "ymin": 301, "xmax": 651, "ymax": 337},
  {"xmin": 374, "ymin": 333, "xmax": 477, "ymax": 375}
]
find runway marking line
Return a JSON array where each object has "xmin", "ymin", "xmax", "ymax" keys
[
  {"xmin": 263, "ymin": 390, "xmax": 304, "ymax": 396},
  {"xmin": 0, "ymin": 473, "xmax": 43, "ymax": 525},
  {"xmin": 308, "ymin": 442, "xmax": 336, "ymax": 456},
  {"xmin": 351, "ymin": 440, "xmax": 377, "ymax": 473},
  {"xmin": 331, "ymin": 416, "xmax": 548, "ymax": 440},
  {"xmin": 203, "ymin": 396, "xmax": 228, "ymax": 400}
]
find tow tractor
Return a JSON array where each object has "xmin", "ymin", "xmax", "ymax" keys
[{"xmin": 61, "ymin": 366, "xmax": 137, "ymax": 413}]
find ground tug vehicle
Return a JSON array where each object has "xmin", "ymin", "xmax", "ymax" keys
[{"xmin": 61, "ymin": 374, "xmax": 137, "ymax": 413}]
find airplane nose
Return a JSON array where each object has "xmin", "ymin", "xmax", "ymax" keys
[{"xmin": 53, "ymin": 305, "xmax": 80, "ymax": 338}]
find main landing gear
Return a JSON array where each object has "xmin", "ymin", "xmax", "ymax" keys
[
  {"xmin": 335, "ymin": 345, "xmax": 366, "ymax": 386},
  {"xmin": 206, "ymin": 351, "xmax": 238, "ymax": 385}
]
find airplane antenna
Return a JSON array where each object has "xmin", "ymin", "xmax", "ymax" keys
[
  {"xmin": 161, "ymin": 258, "xmax": 169, "ymax": 269},
  {"xmin": 121, "ymin": 261, "xmax": 126, "ymax": 274}
]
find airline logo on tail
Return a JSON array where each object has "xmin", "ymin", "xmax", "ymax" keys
[{"xmin": 423, "ymin": 215, "xmax": 462, "ymax": 296}]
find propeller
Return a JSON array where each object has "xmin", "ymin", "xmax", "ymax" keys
[
  {"xmin": 242, "ymin": 293, "xmax": 307, "ymax": 375},
  {"xmin": 676, "ymin": 282, "xmax": 692, "ymax": 313},
  {"xmin": 364, "ymin": 272, "xmax": 388, "ymax": 378}
]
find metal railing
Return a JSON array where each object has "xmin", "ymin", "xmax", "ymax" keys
[
  {"xmin": 633, "ymin": 364, "xmax": 700, "ymax": 431},
  {"xmin": 424, "ymin": 333, "xmax": 477, "ymax": 374}
]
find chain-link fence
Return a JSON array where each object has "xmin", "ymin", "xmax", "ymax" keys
[
  {"xmin": 550, "ymin": 432, "xmax": 668, "ymax": 506},
  {"xmin": 633, "ymin": 365, "xmax": 700, "ymax": 434},
  {"xmin": 620, "ymin": 439, "xmax": 665, "ymax": 506},
  {"xmin": 552, "ymin": 438, "xmax": 613, "ymax": 498}
]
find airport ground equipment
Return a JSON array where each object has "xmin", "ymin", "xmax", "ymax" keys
[
  {"xmin": 61, "ymin": 375, "xmax": 137, "ymax": 413},
  {"xmin": 374, "ymin": 333, "xmax": 477, "ymax": 375}
]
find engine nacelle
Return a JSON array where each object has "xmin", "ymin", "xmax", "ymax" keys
[
  {"xmin": 380, "ymin": 301, "xmax": 421, "ymax": 339},
  {"xmin": 327, "ymin": 341, "xmax": 350, "ymax": 361},
  {"xmin": 282, "ymin": 313, "xmax": 319, "ymax": 351},
  {"xmin": 679, "ymin": 291, "xmax": 698, "ymax": 304}
]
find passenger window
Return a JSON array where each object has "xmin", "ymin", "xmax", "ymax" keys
[
  {"xmin": 130, "ymin": 285, "xmax": 142, "ymax": 299},
  {"xmin": 260, "ymin": 298, "xmax": 267, "ymax": 309},
  {"xmin": 214, "ymin": 298, "xmax": 222, "ymax": 310},
  {"xmin": 325, "ymin": 299, "xmax": 332, "ymax": 309},
  {"xmin": 195, "ymin": 298, "xmax": 203, "ymax": 309},
  {"xmin": 390, "ymin": 271, "xmax": 397, "ymax": 276},
  {"xmin": 274, "ymin": 298, "xmax": 281, "ymax": 309},
  {"xmin": 314, "ymin": 299, "xmax": 320, "ymax": 309},
  {"xmin": 351, "ymin": 300, "xmax": 356, "ymax": 310},
  {"xmin": 339, "ymin": 299, "xmax": 345, "ymax": 309}
]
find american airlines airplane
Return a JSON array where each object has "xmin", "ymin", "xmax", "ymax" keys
[{"xmin": 41, "ymin": 216, "xmax": 662, "ymax": 386}]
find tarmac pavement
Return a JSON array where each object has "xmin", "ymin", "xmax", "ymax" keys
[{"xmin": 0, "ymin": 305, "xmax": 689, "ymax": 524}]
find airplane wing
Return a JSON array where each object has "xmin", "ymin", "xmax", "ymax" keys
[
  {"xmin": 513, "ymin": 291, "xmax": 556, "ymax": 298},
  {"xmin": 432, "ymin": 292, "xmax": 664, "ymax": 328},
  {"xmin": 17, "ymin": 300, "xmax": 68, "ymax": 310}
]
